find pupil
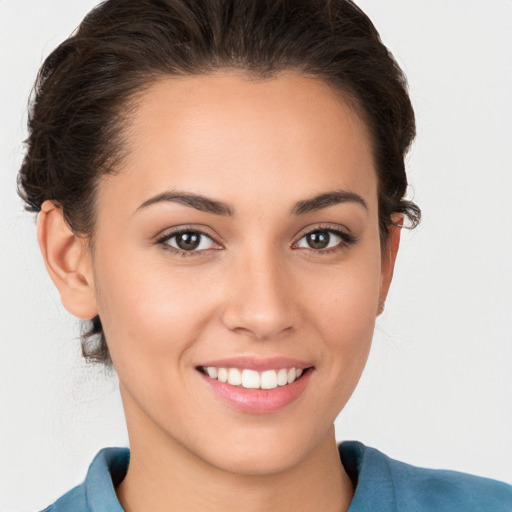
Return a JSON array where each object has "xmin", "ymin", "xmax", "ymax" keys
[
  {"xmin": 307, "ymin": 231, "xmax": 329, "ymax": 249},
  {"xmin": 177, "ymin": 232, "xmax": 200, "ymax": 250}
]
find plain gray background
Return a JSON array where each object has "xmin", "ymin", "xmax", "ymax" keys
[{"xmin": 1, "ymin": 1, "xmax": 511, "ymax": 510}]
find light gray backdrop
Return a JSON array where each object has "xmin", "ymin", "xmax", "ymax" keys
[{"xmin": 1, "ymin": 1, "xmax": 511, "ymax": 511}]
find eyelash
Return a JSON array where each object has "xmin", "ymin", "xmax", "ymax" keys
[
  {"xmin": 155, "ymin": 227, "xmax": 219, "ymax": 258},
  {"xmin": 155, "ymin": 225, "xmax": 357, "ymax": 257},
  {"xmin": 292, "ymin": 225, "xmax": 357, "ymax": 254}
]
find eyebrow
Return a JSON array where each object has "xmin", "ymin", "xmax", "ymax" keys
[
  {"xmin": 136, "ymin": 189, "xmax": 367, "ymax": 216},
  {"xmin": 137, "ymin": 191, "xmax": 234, "ymax": 216},
  {"xmin": 292, "ymin": 190, "xmax": 368, "ymax": 215}
]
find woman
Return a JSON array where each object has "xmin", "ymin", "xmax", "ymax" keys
[{"xmin": 10, "ymin": 0, "xmax": 512, "ymax": 510}]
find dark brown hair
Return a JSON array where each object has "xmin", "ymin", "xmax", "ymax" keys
[{"xmin": 18, "ymin": 0, "xmax": 420, "ymax": 365}]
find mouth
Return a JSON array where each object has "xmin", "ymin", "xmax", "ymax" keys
[
  {"xmin": 198, "ymin": 366, "xmax": 309, "ymax": 390},
  {"xmin": 196, "ymin": 359, "xmax": 314, "ymax": 414}
]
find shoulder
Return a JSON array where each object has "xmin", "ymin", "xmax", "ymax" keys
[
  {"xmin": 386, "ymin": 451, "xmax": 512, "ymax": 511},
  {"xmin": 38, "ymin": 484, "xmax": 86, "ymax": 512},
  {"xmin": 39, "ymin": 447, "xmax": 129, "ymax": 512},
  {"xmin": 339, "ymin": 441, "xmax": 512, "ymax": 512}
]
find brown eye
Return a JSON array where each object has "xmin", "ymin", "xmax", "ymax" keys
[
  {"xmin": 176, "ymin": 232, "xmax": 200, "ymax": 250},
  {"xmin": 296, "ymin": 229, "xmax": 348, "ymax": 251},
  {"xmin": 164, "ymin": 231, "xmax": 215, "ymax": 252},
  {"xmin": 305, "ymin": 231, "xmax": 330, "ymax": 249}
]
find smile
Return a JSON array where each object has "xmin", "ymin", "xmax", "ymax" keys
[
  {"xmin": 200, "ymin": 366, "xmax": 304, "ymax": 390},
  {"xmin": 197, "ymin": 361, "xmax": 313, "ymax": 414}
]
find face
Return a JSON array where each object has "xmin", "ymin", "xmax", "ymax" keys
[{"xmin": 87, "ymin": 72, "xmax": 395, "ymax": 475}]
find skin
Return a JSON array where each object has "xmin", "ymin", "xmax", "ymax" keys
[{"xmin": 37, "ymin": 71, "xmax": 400, "ymax": 512}]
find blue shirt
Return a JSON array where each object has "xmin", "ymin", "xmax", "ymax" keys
[{"xmin": 41, "ymin": 442, "xmax": 512, "ymax": 511}]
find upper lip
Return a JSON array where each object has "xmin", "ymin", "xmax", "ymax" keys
[{"xmin": 196, "ymin": 356, "xmax": 313, "ymax": 372}]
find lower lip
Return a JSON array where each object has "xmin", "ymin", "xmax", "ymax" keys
[{"xmin": 198, "ymin": 369, "xmax": 313, "ymax": 414}]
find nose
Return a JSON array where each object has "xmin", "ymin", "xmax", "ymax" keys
[{"xmin": 221, "ymin": 250, "xmax": 299, "ymax": 340}]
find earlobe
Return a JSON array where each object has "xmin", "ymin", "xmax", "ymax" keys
[
  {"xmin": 377, "ymin": 216, "xmax": 402, "ymax": 315},
  {"xmin": 37, "ymin": 200, "xmax": 98, "ymax": 320}
]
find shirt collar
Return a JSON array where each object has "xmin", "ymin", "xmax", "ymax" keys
[
  {"xmin": 85, "ymin": 447, "xmax": 129, "ymax": 512},
  {"xmin": 82, "ymin": 442, "xmax": 395, "ymax": 512},
  {"xmin": 339, "ymin": 441, "xmax": 397, "ymax": 512}
]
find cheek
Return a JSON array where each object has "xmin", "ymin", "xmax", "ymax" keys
[
  {"xmin": 92, "ymin": 249, "xmax": 218, "ymax": 365},
  {"xmin": 309, "ymin": 251, "xmax": 381, "ymax": 328},
  {"xmin": 304, "ymin": 248, "xmax": 382, "ymax": 376}
]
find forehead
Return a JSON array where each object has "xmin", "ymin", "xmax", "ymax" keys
[{"xmin": 100, "ymin": 71, "xmax": 377, "ymax": 214}]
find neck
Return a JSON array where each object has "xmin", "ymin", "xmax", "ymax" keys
[{"xmin": 116, "ymin": 420, "xmax": 353, "ymax": 512}]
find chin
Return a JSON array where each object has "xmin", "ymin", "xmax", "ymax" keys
[
  {"xmin": 205, "ymin": 443, "xmax": 308, "ymax": 476},
  {"xmin": 190, "ymin": 422, "xmax": 334, "ymax": 477}
]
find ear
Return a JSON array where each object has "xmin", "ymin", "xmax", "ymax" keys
[
  {"xmin": 37, "ymin": 200, "xmax": 98, "ymax": 319},
  {"xmin": 378, "ymin": 215, "xmax": 402, "ymax": 315}
]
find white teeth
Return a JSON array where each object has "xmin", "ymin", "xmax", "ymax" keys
[
  {"xmin": 206, "ymin": 367, "xmax": 218, "ymax": 379},
  {"xmin": 261, "ymin": 370, "xmax": 278, "ymax": 389},
  {"xmin": 242, "ymin": 369, "xmax": 260, "ymax": 389},
  {"xmin": 228, "ymin": 368, "xmax": 242, "ymax": 386},
  {"xmin": 203, "ymin": 366, "xmax": 306, "ymax": 389},
  {"xmin": 277, "ymin": 368, "xmax": 288, "ymax": 386},
  {"xmin": 217, "ymin": 367, "xmax": 228, "ymax": 383}
]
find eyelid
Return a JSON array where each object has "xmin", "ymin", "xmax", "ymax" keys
[
  {"xmin": 291, "ymin": 224, "xmax": 358, "ymax": 251},
  {"xmin": 292, "ymin": 223, "xmax": 355, "ymax": 242},
  {"xmin": 154, "ymin": 225, "xmax": 224, "ymax": 254}
]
